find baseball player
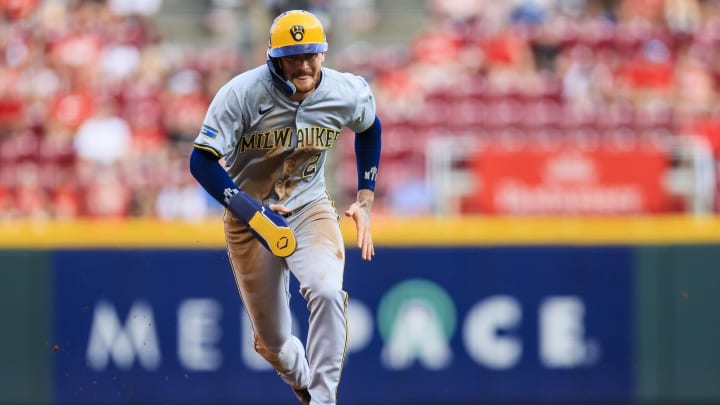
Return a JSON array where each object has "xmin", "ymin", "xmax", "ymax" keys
[{"xmin": 189, "ymin": 10, "xmax": 382, "ymax": 405}]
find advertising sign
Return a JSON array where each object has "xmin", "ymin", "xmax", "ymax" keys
[
  {"xmin": 469, "ymin": 147, "xmax": 672, "ymax": 214},
  {"xmin": 51, "ymin": 247, "xmax": 633, "ymax": 404}
]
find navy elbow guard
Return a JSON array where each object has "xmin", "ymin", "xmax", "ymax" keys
[
  {"xmin": 227, "ymin": 190, "xmax": 297, "ymax": 258},
  {"xmin": 355, "ymin": 116, "xmax": 382, "ymax": 191}
]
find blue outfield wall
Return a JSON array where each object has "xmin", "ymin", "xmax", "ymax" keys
[{"xmin": 49, "ymin": 246, "xmax": 633, "ymax": 405}]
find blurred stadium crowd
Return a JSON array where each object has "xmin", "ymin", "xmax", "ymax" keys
[
  {"xmin": 347, "ymin": 0, "xmax": 720, "ymax": 215},
  {"xmin": 2, "ymin": 0, "xmax": 720, "ymax": 219},
  {"xmin": 0, "ymin": 0, "xmax": 249, "ymax": 219}
]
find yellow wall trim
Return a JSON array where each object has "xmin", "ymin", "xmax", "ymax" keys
[{"xmin": 1, "ymin": 215, "xmax": 720, "ymax": 248}]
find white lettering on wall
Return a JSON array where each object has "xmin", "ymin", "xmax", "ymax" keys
[
  {"xmin": 463, "ymin": 295, "xmax": 522, "ymax": 370},
  {"xmin": 539, "ymin": 296, "xmax": 599, "ymax": 368},
  {"xmin": 178, "ymin": 299, "xmax": 222, "ymax": 371},
  {"xmin": 86, "ymin": 300, "xmax": 161, "ymax": 370},
  {"xmin": 347, "ymin": 299, "xmax": 373, "ymax": 354},
  {"xmin": 381, "ymin": 299, "xmax": 452, "ymax": 370}
]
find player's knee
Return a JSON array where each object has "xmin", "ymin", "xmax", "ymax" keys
[
  {"xmin": 301, "ymin": 283, "xmax": 345, "ymax": 305},
  {"xmin": 254, "ymin": 335, "xmax": 286, "ymax": 357}
]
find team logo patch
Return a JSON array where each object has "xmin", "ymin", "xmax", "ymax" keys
[
  {"xmin": 200, "ymin": 123, "xmax": 219, "ymax": 139},
  {"xmin": 290, "ymin": 25, "xmax": 304, "ymax": 41}
]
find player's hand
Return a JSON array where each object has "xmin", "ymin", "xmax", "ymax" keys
[
  {"xmin": 268, "ymin": 203, "xmax": 291, "ymax": 215},
  {"xmin": 344, "ymin": 189, "xmax": 375, "ymax": 261},
  {"xmin": 227, "ymin": 190, "xmax": 297, "ymax": 257}
]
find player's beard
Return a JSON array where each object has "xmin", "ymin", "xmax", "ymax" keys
[{"xmin": 289, "ymin": 71, "xmax": 320, "ymax": 95}]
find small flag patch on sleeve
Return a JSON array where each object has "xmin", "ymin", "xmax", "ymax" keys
[{"xmin": 201, "ymin": 124, "xmax": 219, "ymax": 139}]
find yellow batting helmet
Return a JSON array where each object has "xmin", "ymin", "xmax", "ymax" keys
[{"xmin": 268, "ymin": 10, "xmax": 328, "ymax": 58}]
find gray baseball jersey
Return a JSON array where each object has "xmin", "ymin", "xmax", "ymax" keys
[
  {"xmin": 194, "ymin": 65, "xmax": 376, "ymax": 211},
  {"xmin": 195, "ymin": 64, "xmax": 376, "ymax": 405}
]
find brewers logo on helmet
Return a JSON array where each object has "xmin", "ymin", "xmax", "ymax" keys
[{"xmin": 268, "ymin": 10, "xmax": 328, "ymax": 58}]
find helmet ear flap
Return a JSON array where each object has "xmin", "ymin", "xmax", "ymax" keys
[{"xmin": 266, "ymin": 57, "xmax": 296, "ymax": 97}]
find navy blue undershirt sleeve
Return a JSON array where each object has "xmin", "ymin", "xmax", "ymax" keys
[
  {"xmin": 355, "ymin": 115, "xmax": 382, "ymax": 191},
  {"xmin": 189, "ymin": 146, "xmax": 239, "ymax": 206}
]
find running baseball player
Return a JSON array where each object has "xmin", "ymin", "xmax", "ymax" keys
[{"xmin": 189, "ymin": 10, "xmax": 381, "ymax": 405}]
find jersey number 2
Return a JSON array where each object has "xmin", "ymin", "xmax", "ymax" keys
[{"xmin": 302, "ymin": 152, "xmax": 322, "ymax": 178}]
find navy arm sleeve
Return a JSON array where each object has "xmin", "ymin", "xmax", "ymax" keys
[
  {"xmin": 190, "ymin": 146, "xmax": 296, "ymax": 257},
  {"xmin": 189, "ymin": 147, "xmax": 239, "ymax": 206},
  {"xmin": 355, "ymin": 115, "xmax": 382, "ymax": 191}
]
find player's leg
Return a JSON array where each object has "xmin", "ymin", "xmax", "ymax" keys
[
  {"xmin": 286, "ymin": 198, "xmax": 348, "ymax": 405},
  {"xmin": 224, "ymin": 211, "xmax": 311, "ymax": 391}
]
